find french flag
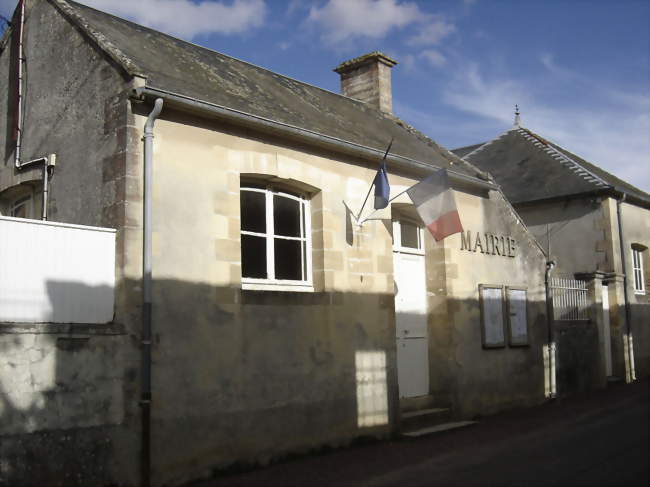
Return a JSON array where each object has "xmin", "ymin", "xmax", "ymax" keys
[{"xmin": 407, "ymin": 169, "xmax": 463, "ymax": 241}]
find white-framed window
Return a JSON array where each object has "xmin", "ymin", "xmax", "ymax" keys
[
  {"xmin": 240, "ymin": 184, "xmax": 312, "ymax": 291},
  {"xmin": 632, "ymin": 245, "xmax": 646, "ymax": 294},
  {"xmin": 392, "ymin": 219, "xmax": 424, "ymax": 255}
]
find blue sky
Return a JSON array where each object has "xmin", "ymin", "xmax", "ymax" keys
[{"xmin": 2, "ymin": 0, "xmax": 649, "ymax": 191}]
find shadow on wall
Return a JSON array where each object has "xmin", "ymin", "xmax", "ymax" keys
[
  {"xmin": 0, "ymin": 281, "xmax": 132, "ymax": 486},
  {"xmin": 4, "ymin": 276, "xmax": 644, "ymax": 485}
]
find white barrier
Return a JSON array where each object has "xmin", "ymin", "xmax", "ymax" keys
[{"xmin": 0, "ymin": 216, "xmax": 116, "ymax": 323}]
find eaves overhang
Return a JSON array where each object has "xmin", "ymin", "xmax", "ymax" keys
[
  {"xmin": 132, "ymin": 86, "xmax": 497, "ymax": 192},
  {"xmin": 511, "ymin": 187, "xmax": 650, "ymax": 209}
]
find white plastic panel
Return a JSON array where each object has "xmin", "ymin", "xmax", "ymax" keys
[{"xmin": 0, "ymin": 216, "xmax": 116, "ymax": 323}]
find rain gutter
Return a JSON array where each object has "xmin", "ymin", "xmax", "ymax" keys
[{"xmin": 132, "ymin": 86, "xmax": 497, "ymax": 192}]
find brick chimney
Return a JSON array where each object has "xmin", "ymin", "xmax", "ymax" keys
[{"xmin": 334, "ymin": 52, "xmax": 397, "ymax": 114}]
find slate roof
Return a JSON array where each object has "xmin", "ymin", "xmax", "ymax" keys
[
  {"xmin": 49, "ymin": 0, "xmax": 478, "ymax": 178},
  {"xmin": 453, "ymin": 127, "xmax": 650, "ymax": 206}
]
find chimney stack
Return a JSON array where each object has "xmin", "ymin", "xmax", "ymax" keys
[{"xmin": 334, "ymin": 52, "xmax": 397, "ymax": 114}]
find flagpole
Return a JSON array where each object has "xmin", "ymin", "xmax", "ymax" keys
[
  {"xmin": 355, "ymin": 138, "xmax": 394, "ymax": 221},
  {"xmin": 355, "ymin": 181, "xmax": 375, "ymax": 222},
  {"xmin": 358, "ymin": 186, "xmax": 410, "ymax": 224}
]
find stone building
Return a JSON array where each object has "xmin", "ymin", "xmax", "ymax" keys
[
  {"xmin": 2, "ymin": 1, "xmax": 552, "ymax": 485},
  {"xmin": 454, "ymin": 119, "xmax": 650, "ymax": 392}
]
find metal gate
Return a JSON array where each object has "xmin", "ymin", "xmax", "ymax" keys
[{"xmin": 551, "ymin": 278, "xmax": 589, "ymax": 321}]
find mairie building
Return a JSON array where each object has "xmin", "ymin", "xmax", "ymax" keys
[{"xmin": 0, "ymin": 1, "xmax": 644, "ymax": 486}]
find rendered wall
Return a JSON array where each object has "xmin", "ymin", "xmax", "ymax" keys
[
  {"xmin": 516, "ymin": 198, "xmax": 607, "ymax": 275},
  {"xmin": 437, "ymin": 190, "xmax": 548, "ymax": 417}
]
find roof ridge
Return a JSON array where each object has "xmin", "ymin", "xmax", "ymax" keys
[
  {"xmin": 515, "ymin": 128, "xmax": 610, "ymax": 188},
  {"xmin": 50, "ymin": 0, "xmax": 144, "ymax": 77}
]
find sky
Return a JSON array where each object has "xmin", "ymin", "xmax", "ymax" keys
[{"xmin": 1, "ymin": 0, "xmax": 649, "ymax": 192}]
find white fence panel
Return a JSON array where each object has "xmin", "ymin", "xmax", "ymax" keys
[{"xmin": 0, "ymin": 216, "xmax": 116, "ymax": 323}]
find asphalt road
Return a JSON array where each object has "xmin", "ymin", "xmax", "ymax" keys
[{"xmin": 190, "ymin": 379, "xmax": 649, "ymax": 487}]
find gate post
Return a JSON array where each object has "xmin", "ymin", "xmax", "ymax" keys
[{"xmin": 576, "ymin": 271, "xmax": 607, "ymax": 389}]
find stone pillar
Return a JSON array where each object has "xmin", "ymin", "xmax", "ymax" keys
[
  {"xmin": 334, "ymin": 52, "xmax": 397, "ymax": 114},
  {"xmin": 577, "ymin": 271, "xmax": 607, "ymax": 389},
  {"xmin": 604, "ymin": 273, "xmax": 627, "ymax": 380}
]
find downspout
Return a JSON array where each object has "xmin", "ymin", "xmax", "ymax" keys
[
  {"xmin": 141, "ymin": 97, "xmax": 163, "ymax": 487},
  {"xmin": 12, "ymin": 0, "xmax": 56, "ymax": 220},
  {"xmin": 616, "ymin": 195, "xmax": 635, "ymax": 382},
  {"xmin": 544, "ymin": 260, "xmax": 557, "ymax": 398},
  {"xmin": 13, "ymin": 0, "xmax": 25, "ymax": 169},
  {"xmin": 14, "ymin": 155, "xmax": 55, "ymax": 220}
]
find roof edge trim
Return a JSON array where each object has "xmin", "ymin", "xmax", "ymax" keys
[
  {"xmin": 512, "ymin": 187, "xmax": 650, "ymax": 209},
  {"xmin": 133, "ymin": 86, "xmax": 497, "ymax": 191},
  {"xmin": 49, "ymin": 0, "xmax": 145, "ymax": 78},
  {"xmin": 515, "ymin": 128, "xmax": 611, "ymax": 189}
]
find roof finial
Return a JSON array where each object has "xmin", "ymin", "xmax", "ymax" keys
[{"xmin": 514, "ymin": 104, "xmax": 521, "ymax": 127}]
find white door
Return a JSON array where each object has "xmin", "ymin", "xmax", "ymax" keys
[
  {"xmin": 602, "ymin": 283, "xmax": 613, "ymax": 377},
  {"xmin": 393, "ymin": 220, "xmax": 429, "ymax": 398}
]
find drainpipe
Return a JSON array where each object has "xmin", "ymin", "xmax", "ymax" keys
[
  {"xmin": 141, "ymin": 97, "xmax": 163, "ymax": 487},
  {"xmin": 544, "ymin": 260, "xmax": 557, "ymax": 398},
  {"xmin": 13, "ymin": 0, "xmax": 25, "ymax": 169},
  {"xmin": 616, "ymin": 195, "xmax": 635, "ymax": 382},
  {"xmin": 15, "ymin": 155, "xmax": 56, "ymax": 220},
  {"xmin": 12, "ymin": 0, "xmax": 56, "ymax": 220}
]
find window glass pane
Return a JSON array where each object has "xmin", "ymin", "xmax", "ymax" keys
[
  {"xmin": 274, "ymin": 238, "xmax": 302, "ymax": 280},
  {"xmin": 241, "ymin": 235, "xmax": 267, "ymax": 278},
  {"xmin": 274, "ymin": 195, "xmax": 301, "ymax": 237},
  {"xmin": 241, "ymin": 190, "xmax": 266, "ymax": 233},
  {"xmin": 400, "ymin": 221, "xmax": 420, "ymax": 249}
]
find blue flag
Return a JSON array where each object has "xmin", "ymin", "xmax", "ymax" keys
[
  {"xmin": 373, "ymin": 138, "xmax": 393, "ymax": 210},
  {"xmin": 374, "ymin": 162, "xmax": 390, "ymax": 209}
]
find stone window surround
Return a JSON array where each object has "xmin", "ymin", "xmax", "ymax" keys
[{"xmin": 240, "ymin": 183, "xmax": 313, "ymax": 292}]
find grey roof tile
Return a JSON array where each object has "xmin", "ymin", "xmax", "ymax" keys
[{"xmin": 454, "ymin": 127, "xmax": 649, "ymax": 204}]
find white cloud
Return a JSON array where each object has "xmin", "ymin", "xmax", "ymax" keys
[
  {"xmin": 80, "ymin": 0, "xmax": 267, "ymax": 39},
  {"xmin": 407, "ymin": 17, "xmax": 455, "ymax": 46},
  {"xmin": 307, "ymin": 0, "xmax": 421, "ymax": 44},
  {"xmin": 420, "ymin": 49, "xmax": 446, "ymax": 67},
  {"xmin": 441, "ymin": 61, "xmax": 650, "ymax": 192}
]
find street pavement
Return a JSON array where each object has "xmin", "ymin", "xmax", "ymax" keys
[{"xmin": 189, "ymin": 379, "xmax": 649, "ymax": 487}]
